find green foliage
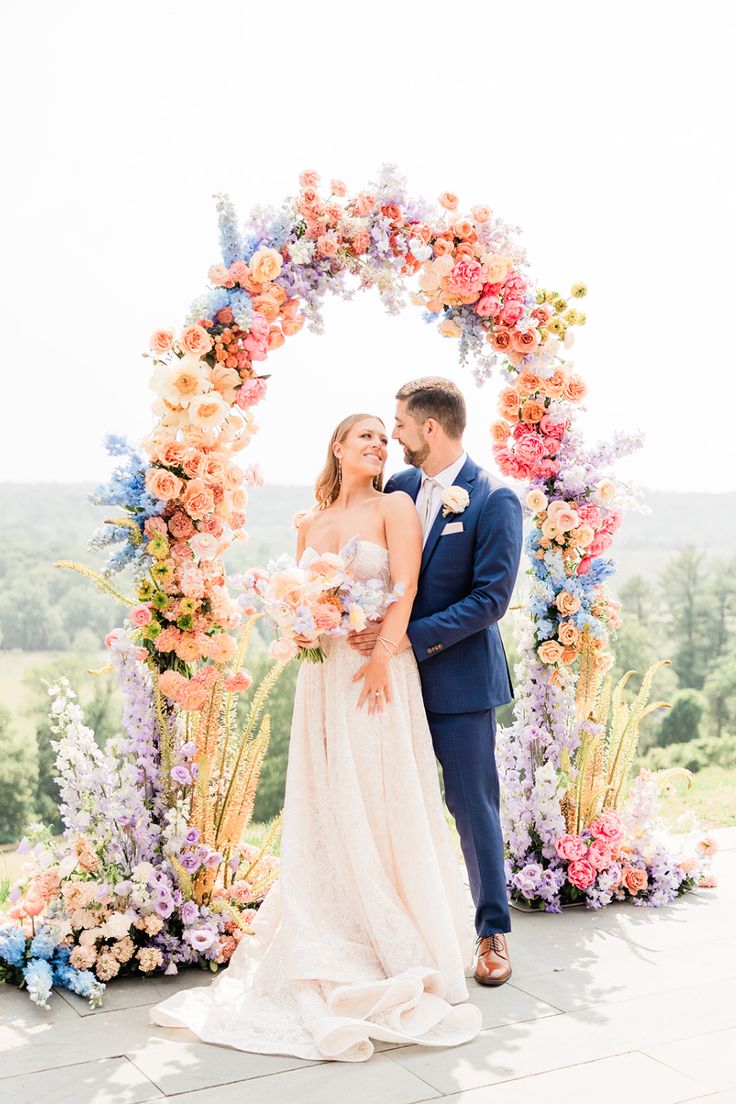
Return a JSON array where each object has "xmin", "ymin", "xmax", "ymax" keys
[
  {"xmin": 0, "ymin": 706, "xmax": 38, "ymax": 844},
  {"xmin": 642, "ymin": 734, "xmax": 736, "ymax": 774},
  {"xmin": 703, "ymin": 649, "xmax": 736, "ymax": 739},
  {"xmin": 656, "ymin": 688, "xmax": 705, "ymax": 747}
]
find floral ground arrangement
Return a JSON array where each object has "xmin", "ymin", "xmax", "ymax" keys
[{"xmin": 0, "ymin": 167, "xmax": 715, "ymax": 1007}]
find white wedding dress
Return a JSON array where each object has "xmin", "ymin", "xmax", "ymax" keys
[{"xmin": 151, "ymin": 541, "xmax": 482, "ymax": 1062}]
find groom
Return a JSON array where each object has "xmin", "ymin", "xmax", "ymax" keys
[{"xmin": 350, "ymin": 376, "xmax": 522, "ymax": 985}]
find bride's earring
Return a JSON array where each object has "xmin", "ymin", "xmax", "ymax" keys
[{"xmin": 336, "ymin": 458, "xmax": 342, "ymax": 484}]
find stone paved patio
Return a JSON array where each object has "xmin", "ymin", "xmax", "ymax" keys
[{"xmin": 2, "ymin": 828, "xmax": 735, "ymax": 1104}]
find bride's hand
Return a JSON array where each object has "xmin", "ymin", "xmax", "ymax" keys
[
  {"xmin": 294, "ymin": 633, "xmax": 317, "ymax": 650},
  {"xmin": 352, "ymin": 652, "xmax": 392, "ymax": 715}
]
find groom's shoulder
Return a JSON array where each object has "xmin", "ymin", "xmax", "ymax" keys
[
  {"xmin": 384, "ymin": 467, "xmax": 417, "ymax": 491},
  {"xmin": 470, "ymin": 459, "xmax": 519, "ymax": 503}
]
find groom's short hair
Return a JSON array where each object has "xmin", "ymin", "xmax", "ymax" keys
[{"xmin": 395, "ymin": 377, "xmax": 466, "ymax": 439}]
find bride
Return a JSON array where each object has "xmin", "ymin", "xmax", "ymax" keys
[{"xmin": 150, "ymin": 413, "xmax": 483, "ymax": 1062}]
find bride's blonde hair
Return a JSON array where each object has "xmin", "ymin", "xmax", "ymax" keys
[{"xmin": 314, "ymin": 413, "xmax": 385, "ymax": 510}]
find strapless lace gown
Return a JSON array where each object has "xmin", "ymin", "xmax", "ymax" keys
[{"xmin": 150, "ymin": 541, "xmax": 482, "ymax": 1062}]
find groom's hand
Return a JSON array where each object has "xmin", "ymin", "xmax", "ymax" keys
[{"xmin": 347, "ymin": 619, "xmax": 384, "ymax": 655}]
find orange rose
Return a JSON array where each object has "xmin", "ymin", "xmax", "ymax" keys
[
  {"xmin": 156, "ymin": 440, "xmax": 187, "ymax": 468},
  {"xmin": 512, "ymin": 329, "xmax": 540, "ymax": 354},
  {"xmin": 252, "ymin": 295, "xmax": 280, "ymax": 323},
  {"xmin": 145, "ymin": 467, "xmax": 184, "ymax": 501},
  {"xmin": 498, "ymin": 387, "xmax": 520, "ymax": 419},
  {"xmin": 490, "ymin": 328, "xmax": 512, "ymax": 352},
  {"xmin": 433, "ymin": 238, "xmax": 452, "ymax": 257},
  {"xmin": 517, "ymin": 371, "xmax": 541, "ymax": 396},
  {"xmin": 282, "ymin": 315, "xmax": 305, "ymax": 336},
  {"xmin": 521, "ymin": 399, "xmax": 545, "ymax": 423},
  {"xmin": 490, "ymin": 420, "xmax": 510, "ymax": 445},
  {"xmin": 149, "ymin": 328, "xmax": 175, "ymax": 356},
  {"xmin": 268, "ymin": 326, "xmax": 285, "ymax": 350},
  {"xmin": 561, "ymin": 646, "xmax": 578, "ymax": 665},
  {"xmin": 452, "ymin": 219, "xmax": 475, "ymax": 240},
  {"xmin": 538, "ymin": 640, "xmax": 564, "ymax": 665}
]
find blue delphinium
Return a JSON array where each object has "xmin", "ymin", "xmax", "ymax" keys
[
  {"xmin": 0, "ymin": 924, "xmax": 25, "ymax": 967},
  {"xmin": 29, "ymin": 927, "xmax": 57, "ymax": 960},
  {"xmin": 22, "ymin": 958, "xmax": 54, "ymax": 1007}
]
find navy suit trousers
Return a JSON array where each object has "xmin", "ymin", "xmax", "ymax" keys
[{"xmin": 426, "ymin": 708, "xmax": 511, "ymax": 936}]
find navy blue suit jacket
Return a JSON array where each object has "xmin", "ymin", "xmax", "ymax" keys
[{"xmin": 384, "ymin": 456, "xmax": 522, "ymax": 715}]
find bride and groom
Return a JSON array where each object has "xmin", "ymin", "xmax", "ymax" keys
[{"xmin": 151, "ymin": 376, "xmax": 523, "ymax": 1062}]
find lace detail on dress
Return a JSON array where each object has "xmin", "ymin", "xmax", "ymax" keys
[{"xmin": 151, "ymin": 540, "xmax": 481, "ymax": 1062}]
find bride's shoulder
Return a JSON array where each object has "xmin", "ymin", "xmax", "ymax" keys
[
  {"xmin": 293, "ymin": 505, "xmax": 320, "ymax": 535},
  {"xmin": 379, "ymin": 489, "xmax": 416, "ymax": 520}
]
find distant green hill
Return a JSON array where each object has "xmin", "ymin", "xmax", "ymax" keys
[{"xmin": 0, "ymin": 482, "xmax": 734, "ymax": 590}]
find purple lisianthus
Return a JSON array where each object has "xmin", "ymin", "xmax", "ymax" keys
[
  {"xmin": 180, "ymin": 851, "xmax": 201, "ymax": 873},
  {"xmin": 185, "ymin": 925, "xmax": 217, "ymax": 952},
  {"xmin": 204, "ymin": 850, "xmax": 223, "ymax": 869},
  {"xmin": 180, "ymin": 900, "xmax": 198, "ymax": 925},
  {"xmin": 155, "ymin": 895, "xmax": 175, "ymax": 919},
  {"xmin": 178, "ymin": 741, "xmax": 197, "ymax": 759},
  {"xmin": 184, "ymin": 828, "xmax": 200, "ymax": 846},
  {"xmin": 170, "ymin": 765, "xmax": 191, "ymax": 786}
]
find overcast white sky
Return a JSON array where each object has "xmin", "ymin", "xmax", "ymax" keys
[{"xmin": 1, "ymin": 0, "xmax": 734, "ymax": 494}]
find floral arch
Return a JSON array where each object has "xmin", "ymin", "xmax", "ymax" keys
[{"xmin": 0, "ymin": 167, "xmax": 715, "ymax": 1009}]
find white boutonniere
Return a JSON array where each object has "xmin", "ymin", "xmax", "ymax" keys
[{"xmin": 441, "ymin": 486, "xmax": 470, "ymax": 517}]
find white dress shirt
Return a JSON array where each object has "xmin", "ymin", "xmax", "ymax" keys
[{"xmin": 417, "ymin": 452, "xmax": 467, "ymax": 546}]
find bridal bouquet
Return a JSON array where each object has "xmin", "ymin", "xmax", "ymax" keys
[{"xmin": 243, "ymin": 540, "xmax": 401, "ymax": 663}]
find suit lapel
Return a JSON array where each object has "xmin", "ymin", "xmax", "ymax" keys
[
  {"xmin": 403, "ymin": 467, "xmax": 423, "ymax": 504},
  {"xmin": 420, "ymin": 455, "xmax": 478, "ymax": 576}
]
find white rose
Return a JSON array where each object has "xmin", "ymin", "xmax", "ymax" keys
[{"xmin": 441, "ymin": 486, "xmax": 470, "ymax": 517}]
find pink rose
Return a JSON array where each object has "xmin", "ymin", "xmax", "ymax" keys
[
  {"xmin": 475, "ymin": 295, "xmax": 502, "ymax": 318},
  {"xmin": 179, "ymin": 324, "xmax": 213, "ymax": 357},
  {"xmin": 589, "ymin": 809, "xmax": 625, "ymax": 847},
  {"xmin": 588, "ymin": 839, "xmax": 613, "ymax": 871},
  {"xmin": 556, "ymin": 834, "xmax": 587, "ymax": 862},
  {"xmin": 229, "ymin": 260, "xmax": 249, "ymax": 286},
  {"xmin": 131, "ymin": 605, "xmax": 152, "ymax": 627},
  {"xmin": 149, "ymin": 328, "xmax": 175, "ymax": 355},
  {"xmin": 567, "ymin": 859, "xmax": 596, "ymax": 890},
  {"xmin": 500, "ymin": 300, "xmax": 524, "ymax": 326},
  {"xmin": 105, "ymin": 629, "xmax": 123, "ymax": 649}
]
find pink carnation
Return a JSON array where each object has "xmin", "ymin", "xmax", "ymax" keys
[
  {"xmin": 237, "ymin": 378, "xmax": 268, "ymax": 408},
  {"xmin": 588, "ymin": 839, "xmax": 614, "ymax": 871},
  {"xmin": 223, "ymin": 670, "xmax": 253, "ymax": 694},
  {"xmin": 555, "ymin": 834, "xmax": 587, "ymax": 862},
  {"xmin": 589, "ymin": 809, "xmax": 625, "ymax": 847}
]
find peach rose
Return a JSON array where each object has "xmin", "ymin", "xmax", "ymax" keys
[
  {"xmin": 438, "ymin": 191, "xmax": 459, "ymax": 211},
  {"xmin": 490, "ymin": 328, "xmax": 513, "ymax": 352},
  {"xmin": 596, "ymin": 479, "xmax": 616, "ymax": 503},
  {"xmin": 439, "ymin": 318, "xmax": 462, "ymax": 338},
  {"xmin": 623, "ymin": 866, "xmax": 648, "ymax": 895},
  {"xmin": 558, "ymin": 621, "xmax": 580, "ymax": 646},
  {"xmin": 155, "ymin": 440, "xmax": 187, "ymax": 468},
  {"xmin": 145, "ymin": 467, "xmax": 184, "ymax": 501},
  {"xmin": 251, "ymin": 295, "xmax": 280, "ymax": 323},
  {"xmin": 268, "ymin": 326, "xmax": 285, "ymax": 350},
  {"xmin": 179, "ymin": 324, "xmax": 213, "ymax": 357},
  {"xmin": 513, "ymin": 329, "xmax": 540, "ymax": 354},
  {"xmin": 517, "ymin": 371, "xmax": 541, "ymax": 396},
  {"xmin": 282, "ymin": 315, "xmax": 305, "ymax": 337},
  {"xmin": 250, "ymin": 247, "xmax": 283, "ymax": 284},
  {"xmin": 555, "ymin": 590, "xmax": 580, "ymax": 616},
  {"xmin": 149, "ymin": 328, "xmax": 175, "ymax": 356},
  {"xmin": 538, "ymin": 639, "xmax": 564, "ymax": 664},
  {"xmin": 555, "ymin": 507, "xmax": 581, "ymax": 532},
  {"xmin": 563, "ymin": 374, "xmax": 588, "ymax": 402},
  {"xmin": 573, "ymin": 524, "xmax": 595, "ymax": 548},
  {"xmin": 540, "ymin": 370, "xmax": 566, "ymax": 399},
  {"xmin": 520, "ymin": 399, "xmax": 545, "ymax": 424},
  {"xmin": 471, "ymin": 205, "xmax": 491, "ymax": 223},
  {"xmin": 208, "ymin": 263, "xmax": 230, "ymax": 285},
  {"xmin": 498, "ymin": 387, "xmax": 520, "ymax": 418},
  {"xmin": 432, "ymin": 237, "xmax": 452, "ymax": 257},
  {"xmin": 183, "ymin": 478, "xmax": 215, "ymax": 520}
]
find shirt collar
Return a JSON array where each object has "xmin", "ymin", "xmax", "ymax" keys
[{"xmin": 421, "ymin": 451, "xmax": 467, "ymax": 490}]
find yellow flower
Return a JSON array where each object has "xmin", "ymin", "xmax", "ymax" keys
[
  {"xmin": 535, "ymin": 288, "xmax": 548, "ymax": 303},
  {"xmin": 571, "ymin": 282, "xmax": 588, "ymax": 298}
]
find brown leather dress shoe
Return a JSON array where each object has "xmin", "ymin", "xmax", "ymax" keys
[{"xmin": 474, "ymin": 933, "xmax": 512, "ymax": 986}]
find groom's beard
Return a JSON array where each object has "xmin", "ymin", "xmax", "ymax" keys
[{"xmin": 403, "ymin": 441, "xmax": 430, "ymax": 468}]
